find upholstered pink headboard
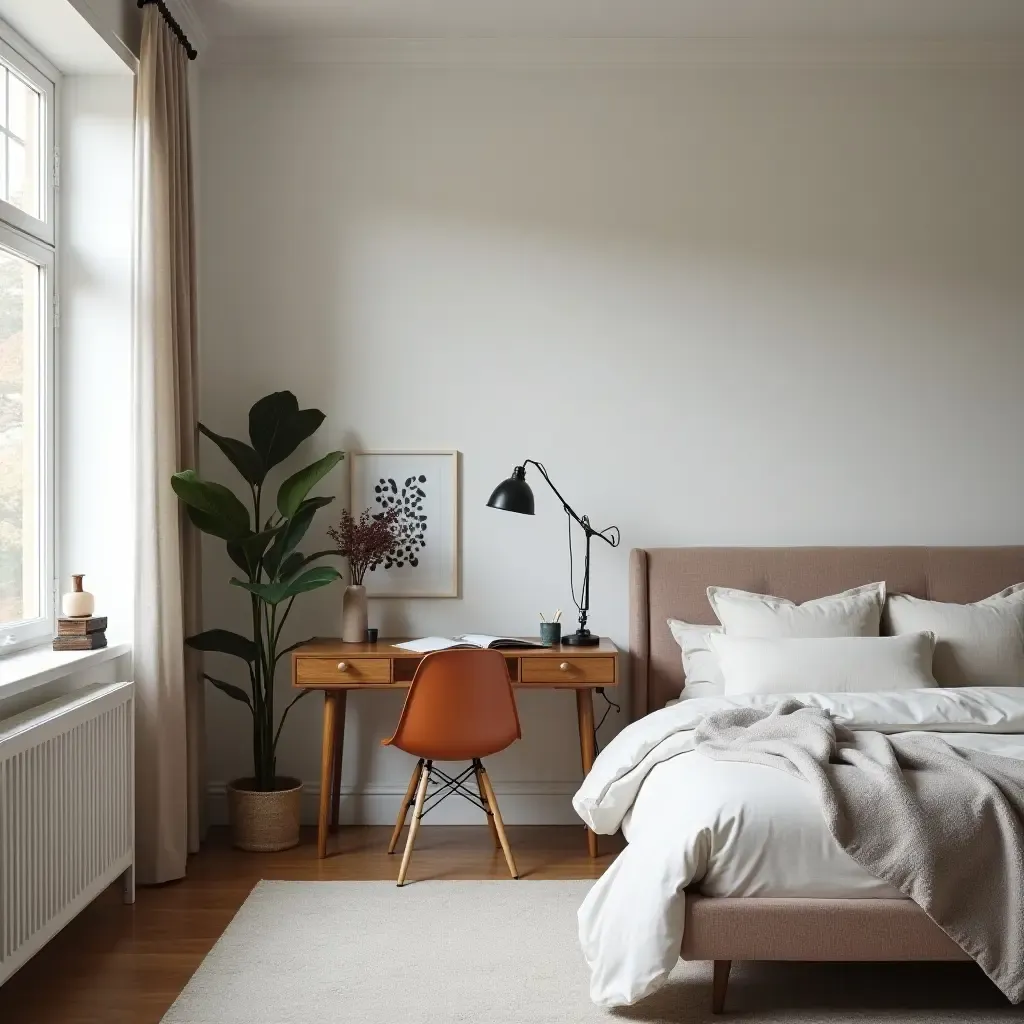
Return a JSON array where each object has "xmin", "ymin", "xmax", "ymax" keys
[{"xmin": 629, "ymin": 546, "xmax": 1024, "ymax": 719}]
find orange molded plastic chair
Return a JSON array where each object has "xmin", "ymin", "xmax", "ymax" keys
[{"xmin": 382, "ymin": 649, "xmax": 521, "ymax": 885}]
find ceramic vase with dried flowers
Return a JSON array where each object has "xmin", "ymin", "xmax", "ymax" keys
[{"xmin": 328, "ymin": 506, "xmax": 403, "ymax": 642}]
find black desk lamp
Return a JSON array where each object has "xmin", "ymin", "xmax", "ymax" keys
[{"xmin": 487, "ymin": 461, "xmax": 621, "ymax": 647}]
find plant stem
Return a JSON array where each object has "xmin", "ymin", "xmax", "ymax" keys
[
  {"xmin": 251, "ymin": 480, "xmax": 273, "ymax": 790},
  {"xmin": 266, "ymin": 601, "xmax": 277, "ymax": 781},
  {"xmin": 272, "ymin": 690, "xmax": 309, "ymax": 756},
  {"xmin": 250, "ymin": 590, "xmax": 265, "ymax": 786},
  {"xmin": 274, "ymin": 596, "xmax": 295, "ymax": 647}
]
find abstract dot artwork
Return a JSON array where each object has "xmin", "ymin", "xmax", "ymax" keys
[
  {"xmin": 372, "ymin": 475, "xmax": 428, "ymax": 568},
  {"xmin": 354, "ymin": 451, "xmax": 458, "ymax": 598}
]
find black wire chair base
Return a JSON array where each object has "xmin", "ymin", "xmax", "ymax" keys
[
  {"xmin": 413, "ymin": 758, "xmax": 491, "ymax": 821},
  {"xmin": 393, "ymin": 756, "xmax": 519, "ymax": 884}
]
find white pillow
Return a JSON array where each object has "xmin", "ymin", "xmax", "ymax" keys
[
  {"xmin": 707, "ymin": 582, "xmax": 885, "ymax": 638},
  {"xmin": 707, "ymin": 632, "xmax": 937, "ymax": 696},
  {"xmin": 666, "ymin": 619, "xmax": 724, "ymax": 698},
  {"xmin": 885, "ymin": 585, "xmax": 1024, "ymax": 687}
]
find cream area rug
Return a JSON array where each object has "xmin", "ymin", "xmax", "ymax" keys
[{"xmin": 162, "ymin": 881, "xmax": 1018, "ymax": 1023}]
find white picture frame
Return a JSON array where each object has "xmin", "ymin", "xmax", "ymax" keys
[{"xmin": 349, "ymin": 450, "xmax": 460, "ymax": 598}]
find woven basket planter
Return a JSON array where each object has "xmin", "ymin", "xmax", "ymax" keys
[{"xmin": 227, "ymin": 777, "xmax": 302, "ymax": 852}]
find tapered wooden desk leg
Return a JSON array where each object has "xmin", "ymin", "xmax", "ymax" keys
[
  {"xmin": 330, "ymin": 690, "xmax": 347, "ymax": 831},
  {"xmin": 575, "ymin": 688, "xmax": 598, "ymax": 858},
  {"xmin": 317, "ymin": 692, "xmax": 338, "ymax": 859}
]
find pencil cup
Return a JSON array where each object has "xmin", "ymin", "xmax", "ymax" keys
[{"xmin": 539, "ymin": 622, "xmax": 561, "ymax": 646}]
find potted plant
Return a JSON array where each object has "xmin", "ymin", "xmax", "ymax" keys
[
  {"xmin": 327, "ymin": 507, "xmax": 402, "ymax": 641},
  {"xmin": 171, "ymin": 391, "xmax": 344, "ymax": 851}
]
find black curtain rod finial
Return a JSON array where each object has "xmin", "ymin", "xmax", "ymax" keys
[{"xmin": 138, "ymin": 0, "xmax": 198, "ymax": 59}]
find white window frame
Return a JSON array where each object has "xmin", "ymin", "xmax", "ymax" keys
[
  {"xmin": 0, "ymin": 33, "xmax": 56, "ymax": 247},
  {"xmin": 0, "ymin": 22, "xmax": 57, "ymax": 653}
]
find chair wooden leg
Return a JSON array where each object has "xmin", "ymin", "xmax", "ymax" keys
[
  {"xmin": 388, "ymin": 759, "xmax": 424, "ymax": 854},
  {"xmin": 712, "ymin": 959, "xmax": 732, "ymax": 1015},
  {"xmin": 478, "ymin": 765, "xmax": 518, "ymax": 879},
  {"xmin": 397, "ymin": 761, "xmax": 431, "ymax": 886},
  {"xmin": 474, "ymin": 760, "xmax": 500, "ymax": 848}
]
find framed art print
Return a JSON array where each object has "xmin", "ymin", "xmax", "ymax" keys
[{"xmin": 349, "ymin": 450, "xmax": 459, "ymax": 597}]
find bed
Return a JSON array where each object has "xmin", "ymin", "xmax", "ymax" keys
[{"xmin": 597, "ymin": 546, "xmax": 1024, "ymax": 1012}]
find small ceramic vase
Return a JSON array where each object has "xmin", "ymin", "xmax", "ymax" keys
[
  {"xmin": 341, "ymin": 584, "xmax": 368, "ymax": 643},
  {"xmin": 62, "ymin": 574, "xmax": 95, "ymax": 618}
]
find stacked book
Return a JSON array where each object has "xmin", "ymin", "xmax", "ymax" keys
[{"xmin": 54, "ymin": 616, "xmax": 108, "ymax": 652}]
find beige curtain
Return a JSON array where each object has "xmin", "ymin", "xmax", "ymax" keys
[{"xmin": 133, "ymin": 6, "xmax": 204, "ymax": 885}]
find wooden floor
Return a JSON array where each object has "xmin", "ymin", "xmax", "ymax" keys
[{"xmin": 0, "ymin": 825, "xmax": 620, "ymax": 1024}]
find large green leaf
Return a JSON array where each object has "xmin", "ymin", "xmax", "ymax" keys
[
  {"xmin": 298, "ymin": 549, "xmax": 339, "ymax": 568},
  {"xmin": 230, "ymin": 566, "xmax": 341, "ymax": 605},
  {"xmin": 263, "ymin": 496, "xmax": 333, "ymax": 579},
  {"xmin": 187, "ymin": 629, "xmax": 257, "ymax": 662},
  {"xmin": 248, "ymin": 391, "xmax": 297, "ymax": 460},
  {"xmin": 277, "ymin": 451, "xmax": 344, "ymax": 520},
  {"xmin": 187, "ymin": 506, "xmax": 234, "ymax": 540},
  {"xmin": 226, "ymin": 541, "xmax": 250, "ymax": 576},
  {"xmin": 278, "ymin": 551, "xmax": 305, "ymax": 581},
  {"xmin": 296, "ymin": 495, "xmax": 335, "ymax": 515},
  {"xmin": 198, "ymin": 423, "xmax": 264, "ymax": 486},
  {"xmin": 235, "ymin": 526, "xmax": 284, "ymax": 575},
  {"xmin": 230, "ymin": 577, "xmax": 291, "ymax": 606},
  {"xmin": 203, "ymin": 673, "xmax": 253, "ymax": 710},
  {"xmin": 282, "ymin": 566, "xmax": 343, "ymax": 597},
  {"xmin": 248, "ymin": 392, "xmax": 326, "ymax": 471},
  {"xmin": 172, "ymin": 471, "xmax": 250, "ymax": 540}
]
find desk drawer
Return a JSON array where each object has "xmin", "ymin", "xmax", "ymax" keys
[
  {"xmin": 520, "ymin": 657, "xmax": 615, "ymax": 685},
  {"xmin": 296, "ymin": 657, "xmax": 392, "ymax": 685}
]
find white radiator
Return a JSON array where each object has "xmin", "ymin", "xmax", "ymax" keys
[{"xmin": 0, "ymin": 680, "xmax": 134, "ymax": 986}]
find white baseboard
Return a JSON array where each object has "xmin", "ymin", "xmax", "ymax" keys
[{"xmin": 206, "ymin": 780, "xmax": 583, "ymax": 827}]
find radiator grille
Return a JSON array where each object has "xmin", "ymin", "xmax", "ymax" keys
[{"xmin": 0, "ymin": 681, "xmax": 134, "ymax": 984}]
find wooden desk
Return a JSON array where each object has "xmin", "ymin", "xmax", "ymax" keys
[{"xmin": 292, "ymin": 637, "xmax": 620, "ymax": 859}]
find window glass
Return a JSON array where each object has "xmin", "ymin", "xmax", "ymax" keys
[
  {"xmin": 1, "ymin": 67, "xmax": 41, "ymax": 220},
  {"xmin": 0, "ymin": 33, "xmax": 56, "ymax": 647},
  {"xmin": 0, "ymin": 245, "xmax": 41, "ymax": 626}
]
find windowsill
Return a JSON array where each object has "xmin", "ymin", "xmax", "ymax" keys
[{"xmin": 0, "ymin": 640, "xmax": 132, "ymax": 701}]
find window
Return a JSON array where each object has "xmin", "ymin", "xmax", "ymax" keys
[
  {"xmin": 0, "ymin": 34, "xmax": 53, "ymax": 246},
  {"xmin": 0, "ymin": 26, "xmax": 55, "ymax": 652},
  {"xmin": 0, "ymin": 64, "xmax": 42, "ymax": 221}
]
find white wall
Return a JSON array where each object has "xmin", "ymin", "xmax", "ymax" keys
[{"xmin": 199, "ymin": 56, "xmax": 1024, "ymax": 823}]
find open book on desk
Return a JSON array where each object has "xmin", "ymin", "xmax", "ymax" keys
[{"xmin": 393, "ymin": 635, "xmax": 545, "ymax": 653}]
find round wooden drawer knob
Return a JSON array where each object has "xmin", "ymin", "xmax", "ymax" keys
[
  {"xmin": 559, "ymin": 662, "xmax": 570, "ymax": 672},
  {"xmin": 337, "ymin": 662, "xmax": 348, "ymax": 672}
]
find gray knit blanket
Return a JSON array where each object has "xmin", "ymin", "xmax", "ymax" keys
[{"xmin": 694, "ymin": 699, "xmax": 1024, "ymax": 1003}]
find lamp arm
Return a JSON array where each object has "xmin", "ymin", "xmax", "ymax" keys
[{"xmin": 520, "ymin": 460, "xmax": 620, "ymax": 548}]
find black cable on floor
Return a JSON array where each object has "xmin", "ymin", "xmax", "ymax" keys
[{"xmin": 593, "ymin": 686, "xmax": 621, "ymax": 755}]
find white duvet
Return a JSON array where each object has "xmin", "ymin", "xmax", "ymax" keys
[{"xmin": 573, "ymin": 687, "xmax": 1024, "ymax": 1007}]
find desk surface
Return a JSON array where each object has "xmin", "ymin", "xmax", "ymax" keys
[{"xmin": 295, "ymin": 637, "xmax": 618, "ymax": 658}]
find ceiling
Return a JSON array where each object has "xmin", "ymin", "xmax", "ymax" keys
[{"xmin": 196, "ymin": 0, "xmax": 1024, "ymax": 41}]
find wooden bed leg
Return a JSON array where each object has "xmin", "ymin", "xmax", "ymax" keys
[{"xmin": 711, "ymin": 960, "xmax": 731, "ymax": 1015}]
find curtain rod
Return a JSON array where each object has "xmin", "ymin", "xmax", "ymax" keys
[{"xmin": 137, "ymin": 0, "xmax": 198, "ymax": 60}]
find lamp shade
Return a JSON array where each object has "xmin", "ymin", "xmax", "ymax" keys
[{"xmin": 486, "ymin": 465, "xmax": 535, "ymax": 515}]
